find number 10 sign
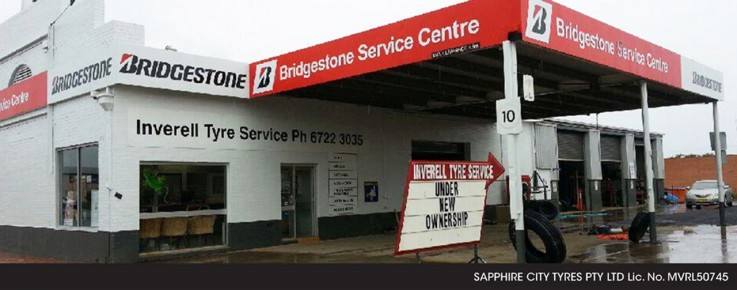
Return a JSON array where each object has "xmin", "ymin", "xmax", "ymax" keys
[{"xmin": 496, "ymin": 97, "xmax": 522, "ymax": 135}]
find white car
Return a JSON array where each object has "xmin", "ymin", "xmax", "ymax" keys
[{"xmin": 686, "ymin": 180, "xmax": 734, "ymax": 209}]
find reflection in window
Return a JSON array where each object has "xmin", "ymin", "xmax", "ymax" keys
[
  {"xmin": 58, "ymin": 145, "xmax": 99, "ymax": 227},
  {"xmin": 140, "ymin": 164, "xmax": 226, "ymax": 213},
  {"xmin": 139, "ymin": 164, "xmax": 227, "ymax": 253}
]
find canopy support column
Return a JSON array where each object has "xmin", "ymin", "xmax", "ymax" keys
[
  {"xmin": 713, "ymin": 101, "xmax": 727, "ymax": 226},
  {"xmin": 640, "ymin": 81, "xmax": 657, "ymax": 243},
  {"xmin": 503, "ymin": 40, "xmax": 525, "ymax": 263}
]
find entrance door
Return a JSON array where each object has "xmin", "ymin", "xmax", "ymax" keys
[{"xmin": 280, "ymin": 166, "xmax": 315, "ymax": 240}]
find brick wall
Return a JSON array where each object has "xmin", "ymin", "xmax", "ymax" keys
[{"xmin": 664, "ymin": 155, "xmax": 737, "ymax": 188}]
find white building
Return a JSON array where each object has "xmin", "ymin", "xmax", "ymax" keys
[{"xmin": 0, "ymin": 0, "xmax": 665, "ymax": 262}]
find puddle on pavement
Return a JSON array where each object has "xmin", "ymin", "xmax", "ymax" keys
[{"xmin": 575, "ymin": 225, "xmax": 737, "ymax": 263}]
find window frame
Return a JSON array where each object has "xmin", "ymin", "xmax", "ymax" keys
[{"xmin": 56, "ymin": 143, "xmax": 99, "ymax": 230}]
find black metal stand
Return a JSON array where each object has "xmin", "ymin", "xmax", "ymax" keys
[
  {"xmin": 468, "ymin": 244, "xmax": 487, "ymax": 264},
  {"xmin": 516, "ymin": 230, "xmax": 527, "ymax": 263}
]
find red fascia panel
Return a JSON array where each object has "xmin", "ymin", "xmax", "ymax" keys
[
  {"xmin": 0, "ymin": 72, "xmax": 48, "ymax": 122},
  {"xmin": 521, "ymin": 0, "xmax": 682, "ymax": 89},
  {"xmin": 249, "ymin": 0, "xmax": 522, "ymax": 98}
]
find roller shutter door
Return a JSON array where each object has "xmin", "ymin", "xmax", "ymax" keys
[
  {"xmin": 535, "ymin": 124, "xmax": 558, "ymax": 169},
  {"xmin": 557, "ymin": 131, "xmax": 584, "ymax": 161},
  {"xmin": 601, "ymin": 135, "xmax": 622, "ymax": 162}
]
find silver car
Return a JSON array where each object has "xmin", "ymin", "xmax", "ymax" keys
[{"xmin": 686, "ymin": 180, "xmax": 734, "ymax": 209}]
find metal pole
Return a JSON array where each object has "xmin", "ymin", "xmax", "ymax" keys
[
  {"xmin": 713, "ymin": 101, "xmax": 726, "ymax": 226},
  {"xmin": 503, "ymin": 40, "xmax": 526, "ymax": 263},
  {"xmin": 640, "ymin": 81, "xmax": 657, "ymax": 243}
]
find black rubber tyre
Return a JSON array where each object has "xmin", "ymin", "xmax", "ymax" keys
[
  {"xmin": 526, "ymin": 200, "xmax": 560, "ymax": 220},
  {"xmin": 686, "ymin": 204, "xmax": 693, "ymax": 209},
  {"xmin": 509, "ymin": 211, "xmax": 567, "ymax": 263},
  {"xmin": 536, "ymin": 200, "xmax": 560, "ymax": 220},
  {"xmin": 628, "ymin": 212, "xmax": 651, "ymax": 244},
  {"xmin": 728, "ymin": 201, "xmax": 733, "ymax": 207},
  {"xmin": 559, "ymin": 200, "xmax": 572, "ymax": 212}
]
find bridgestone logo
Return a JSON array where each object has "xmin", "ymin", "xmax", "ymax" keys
[
  {"xmin": 119, "ymin": 54, "xmax": 247, "ymax": 89},
  {"xmin": 692, "ymin": 72, "xmax": 723, "ymax": 93},
  {"xmin": 525, "ymin": 0, "xmax": 553, "ymax": 43},
  {"xmin": 51, "ymin": 58, "xmax": 113, "ymax": 95}
]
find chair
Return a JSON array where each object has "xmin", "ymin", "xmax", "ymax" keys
[
  {"xmin": 161, "ymin": 217, "xmax": 189, "ymax": 250},
  {"xmin": 187, "ymin": 215, "xmax": 216, "ymax": 246},
  {"xmin": 139, "ymin": 218, "xmax": 163, "ymax": 252}
]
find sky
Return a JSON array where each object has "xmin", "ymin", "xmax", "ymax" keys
[{"xmin": 1, "ymin": 0, "xmax": 735, "ymax": 157}]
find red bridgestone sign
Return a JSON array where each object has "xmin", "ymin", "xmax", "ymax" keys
[
  {"xmin": 0, "ymin": 72, "xmax": 48, "ymax": 122},
  {"xmin": 249, "ymin": 0, "xmax": 723, "ymax": 101},
  {"xmin": 249, "ymin": 0, "xmax": 521, "ymax": 98},
  {"xmin": 395, "ymin": 153, "xmax": 505, "ymax": 255}
]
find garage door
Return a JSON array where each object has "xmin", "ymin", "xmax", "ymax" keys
[
  {"xmin": 557, "ymin": 131, "xmax": 584, "ymax": 161},
  {"xmin": 601, "ymin": 135, "xmax": 622, "ymax": 162},
  {"xmin": 535, "ymin": 124, "xmax": 558, "ymax": 169}
]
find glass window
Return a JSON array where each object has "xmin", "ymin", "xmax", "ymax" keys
[
  {"xmin": 140, "ymin": 164, "xmax": 226, "ymax": 213},
  {"xmin": 692, "ymin": 182, "xmax": 718, "ymax": 190},
  {"xmin": 58, "ymin": 145, "xmax": 99, "ymax": 228},
  {"xmin": 139, "ymin": 164, "xmax": 227, "ymax": 253}
]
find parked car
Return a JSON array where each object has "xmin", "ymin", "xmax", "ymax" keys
[{"xmin": 686, "ymin": 180, "xmax": 734, "ymax": 209}]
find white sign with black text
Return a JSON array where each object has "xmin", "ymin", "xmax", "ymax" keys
[
  {"xmin": 328, "ymin": 153, "xmax": 358, "ymax": 215},
  {"xmin": 395, "ymin": 155, "xmax": 505, "ymax": 255}
]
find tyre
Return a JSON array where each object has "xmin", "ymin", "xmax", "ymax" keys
[
  {"xmin": 629, "ymin": 212, "xmax": 651, "ymax": 244},
  {"xmin": 526, "ymin": 200, "xmax": 560, "ymax": 220},
  {"xmin": 728, "ymin": 201, "xmax": 733, "ymax": 207},
  {"xmin": 559, "ymin": 200, "xmax": 572, "ymax": 212},
  {"xmin": 509, "ymin": 211, "xmax": 567, "ymax": 263},
  {"xmin": 686, "ymin": 204, "xmax": 693, "ymax": 209}
]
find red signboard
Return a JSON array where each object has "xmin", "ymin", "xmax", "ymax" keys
[
  {"xmin": 394, "ymin": 153, "xmax": 505, "ymax": 255},
  {"xmin": 0, "ymin": 72, "xmax": 48, "ymax": 122},
  {"xmin": 521, "ymin": 0, "xmax": 682, "ymax": 88},
  {"xmin": 249, "ymin": 0, "xmax": 722, "ymax": 101},
  {"xmin": 250, "ymin": 0, "xmax": 521, "ymax": 98}
]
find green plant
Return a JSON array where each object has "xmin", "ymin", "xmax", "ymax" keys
[{"xmin": 142, "ymin": 168, "xmax": 169, "ymax": 203}]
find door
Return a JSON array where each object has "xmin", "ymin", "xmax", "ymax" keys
[{"xmin": 280, "ymin": 165, "xmax": 316, "ymax": 240}]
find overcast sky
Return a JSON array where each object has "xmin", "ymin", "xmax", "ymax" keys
[{"xmin": 1, "ymin": 0, "xmax": 735, "ymax": 157}]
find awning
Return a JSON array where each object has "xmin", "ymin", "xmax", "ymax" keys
[{"xmin": 247, "ymin": 0, "xmax": 724, "ymax": 120}]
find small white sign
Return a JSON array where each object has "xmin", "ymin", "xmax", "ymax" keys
[
  {"xmin": 329, "ymin": 170, "xmax": 357, "ymax": 179},
  {"xmin": 329, "ymin": 162, "xmax": 356, "ymax": 171},
  {"xmin": 523, "ymin": 75, "xmax": 535, "ymax": 102},
  {"xmin": 629, "ymin": 162, "xmax": 636, "ymax": 179},
  {"xmin": 330, "ymin": 196, "xmax": 357, "ymax": 204},
  {"xmin": 330, "ymin": 186, "xmax": 358, "ymax": 197},
  {"xmin": 330, "ymin": 179, "xmax": 357, "ymax": 188},
  {"xmin": 330, "ymin": 205, "xmax": 356, "ymax": 215},
  {"xmin": 329, "ymin": 153, "xmax": 358, "ymax": 163},
  {"xmin": 496, "ymin": 98, "xmax": 522, "ymax": 135}
]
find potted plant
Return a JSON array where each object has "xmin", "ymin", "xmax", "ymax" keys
[{"xmin": 142, "ymin": 168, "xmax": 169, "ymax": 204}]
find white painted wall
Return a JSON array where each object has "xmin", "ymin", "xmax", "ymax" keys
[
  {"xmin": 0, "ymin": 116, "xmax": 55, "ymax": 228},
  {"xmin": 110, "ymin": 86, "xmax": 498, "ymax": 232}
]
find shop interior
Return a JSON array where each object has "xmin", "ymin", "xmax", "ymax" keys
[
  {"xmin": 558, "ymin": 161, "xmax": 585, "ymax": 212},
  {"xmin": 601, "ymin": 162, "xmax": 623, "ymax": 208},
  {"xmin": 138, "ymin": 164, "xmax": 227, "ymax": 253}
]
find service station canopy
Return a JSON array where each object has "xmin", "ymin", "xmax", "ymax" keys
[{"xmin": 248, "ymin": 0, "xmax": 724, "ymax": 120}]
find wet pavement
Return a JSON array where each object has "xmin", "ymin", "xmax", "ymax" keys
[
  {"xmin": 3, "ymin": 205, "xmax": 736, "ymax": 264},
  {"xmin": 573, "ymin": 225, "xmax": 737, "ymax": 263},
  {"xmin": 154, "ymin": 205, "xmax": 737, "ymax": 264}
]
